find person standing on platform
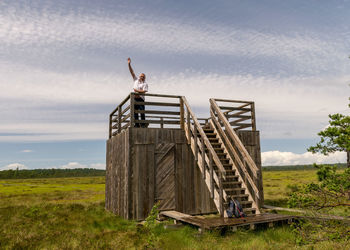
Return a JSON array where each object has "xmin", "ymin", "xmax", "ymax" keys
[{"xmin": 128, "ymin": 57, "xmax": 148, "ymax": 127}]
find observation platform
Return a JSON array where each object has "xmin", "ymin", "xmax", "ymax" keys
[{"xmin": 106, "ymin": 93, "xmax": 264, "ymax": 221}]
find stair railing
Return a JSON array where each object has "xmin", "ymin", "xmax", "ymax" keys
[
  {"xmin": 181, "ymin": 96, "xmax": 227, "ymax": 216},
  {"xmin": 209, "ymin": 98, "xmax": 262, "ymax": 210}
]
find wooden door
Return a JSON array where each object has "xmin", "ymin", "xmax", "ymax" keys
[{"xmin": 155, "ymin": 142, "xmax": 175, "ymax": 211}]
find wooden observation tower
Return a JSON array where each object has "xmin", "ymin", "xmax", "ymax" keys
[{"xmin": 106, "ymin": 93, "xmax": 265, "ymax": 221}]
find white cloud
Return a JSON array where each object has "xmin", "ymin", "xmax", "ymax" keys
[
  {"xmin": 0, "ymin": 2, "xmax": 348, "ymax": 144},
  {"xmin": 21, "ymin": 149, "xmax": 33, "ymax": 153},
  {"xmin": 59, "ymin": 162, "xmax": 105, "ymax": 169},
  {"xmin": 0, "ymin": 3, "xmax": 347, "ymax": 74},
  {"xmin": 0, "ymin": 66, "xmax": 348, "ymax": 142},
  {"xmin": 60, "ymin": 162, "xmax": 87, "ymax": 169},
  {"xmin": 0, "ymin": 163, "xmax": 28, "ymax": 171},
  {"xmin": 262, "ymin": 151, "xmax": 346, "ymax": 166},
  {"xmin": 89, "ymin": 163, "xmax": 106, "ymax": 170}
]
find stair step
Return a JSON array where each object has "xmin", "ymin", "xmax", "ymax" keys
[
  {"xmin": 214, "ymin": 157, "xmax": 229, "ymax": 161},
  {"xmin": 223, "ymin": 169, "xmax": 235, "ymax": 174},
  {"xmin": 225, "ymin": 187, "xmax": 246, "ymax": 194},
  {"xmin": 205, "ymin": 133, "xmax": 216, "ymax": 136},
  {"xmin": 223, "ymin": 181, "xmax": 242, "ymax": 185},
  {"xmin": 224, "ymin": 200, "xmax": 252, "ymax": 206},
  {"xmin": 223, "ymin": 181, "xmax": 242, "ymax": 188},
  {"xmin": 225, "ymin": 186, "xmax": 245, "ymax": 191},
  {"xmin": 214, "ymin": 169, "xmax": 235, "ymax": 175},
  {"xmin": 216, "ymin": 152, "xmax": 227, "ymax": 156},
  {"xmin": 203, "ymin": 129, "xmax": 213, "ymax": 132},
  {"xmin": 224, "ymin": 175, "xmax": 239, "ymax": 180},
  {"xmin": 229, "ymin": 194, "xmax": 249, "ymax": 199}
]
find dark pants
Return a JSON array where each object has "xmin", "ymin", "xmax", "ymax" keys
[{"xmin": 134, "ymin": 97, "xmax": 145, "ymax": 127}]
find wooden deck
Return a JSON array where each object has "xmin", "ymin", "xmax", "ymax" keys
[{"xmin": 160, "ymin": 211, "xmax": 296, "ymax": 232}]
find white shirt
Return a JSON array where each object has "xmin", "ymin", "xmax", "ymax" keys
[{"xmin": 133, "ymin": 79, "xmax": 148, "ymax": 100}]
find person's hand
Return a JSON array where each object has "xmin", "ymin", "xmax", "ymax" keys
[{"xmin": 127, "ymin": 58, "xmax": 131, "ymax": 64}]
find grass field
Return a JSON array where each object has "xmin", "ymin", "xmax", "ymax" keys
[{"xmin": 0, "ymin": 170, "xmax": 348, "ymax": 249}]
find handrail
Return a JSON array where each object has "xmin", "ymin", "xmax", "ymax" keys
[
  {"xmin": 181, "ymin": 97, "xmax": 227, "ymax": 177},
  {"xmin": 109, "ymin": 93, "xmax": 185, "ymax": 138},
  {"xmin": 210, "ymin": 99, "xmax": 259, "ymax": 171},
  {"xmin": 210, "ymin": 98, "xmax": 262, "ymax": 208},
  {"xmin": 214, "ymin": 98, "xmax": 256, "ymax": 131},
  {"xmin": 181, "ymin": 96, "xmax": 227, "ymax": 216}
]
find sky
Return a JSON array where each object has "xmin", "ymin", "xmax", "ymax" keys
[{"xmin": 0, "ymin": 0, "xmax": 349, "ymax": 170}]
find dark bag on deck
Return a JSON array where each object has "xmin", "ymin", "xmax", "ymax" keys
[{"xmin": 226, "ymin": 199, "xmax": 246, "ymax": 218}]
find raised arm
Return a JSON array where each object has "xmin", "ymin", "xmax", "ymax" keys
[{"xmin": 128, "ymin": 58, "xmax": 137, "ymax": 81}]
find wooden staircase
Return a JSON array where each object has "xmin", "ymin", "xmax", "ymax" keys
[
  {"xmin": 181, "ymin": 97, "xmax": 263, "ymax": 217},
  {"xmin": 203, "ymin": 126, "xmax": 257, "ymax": 215}
]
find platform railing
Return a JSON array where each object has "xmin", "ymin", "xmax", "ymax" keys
[
  {"xmin": 214, "ymin": 98, "xmax": 256, "ymax": 131},
  {"xmin": 109, "ymin": 93, "xmax": 184, "ymax": 138},
  {"xmin": 209, "ymin": 98, "xmax": 262, "ymax": 209}
]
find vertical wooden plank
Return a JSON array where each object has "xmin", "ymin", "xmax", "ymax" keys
[
  {"xmin": 193, "ymin": 150, "xmax": 201, "ymax": 214},
  {"xmin": 105, "ymin": 140, "xmax": 110, "ymax": 210},
  {"xmin": 209, "ymin": 152, "xmax": 214, "ymax": 199},
  {"xmin": 130, "ymin": 93, "xmax": 135, "ymax": 127},
  {"xmin": 132, "ymin": 132, "xmax": 139, "ymax": 219},
  {"xmin": 175, "ymin": 143, "xmax": 182, "ymax": 212},
  {"xmin": 138, "ymin": 145, "xmax": 145, "ymax": 220},
  {"xmin": 112, "ymin": 136, "xmax": 117, "ymax": 214},
  {"xmin": 118, "ymin": 105, "xmax": 122, "ymax": 133},
  {"xmin": 186, "ymin": 111, "xmax": 191, "ymax": 143},
  {"xmin": 201, "ymin": 136, "xmax": 205, "ymax": 180},
  {"xmin": 109, "ymin": 114, "xmax": 112, "ymax": 138},
  {"xmin": 124, "ymin": 129, "xmax": 130, "ymax": 219},
  {"xmin": 194, "ymin": 127, "xmax": 198, "ymax": 161},
  {"xmin": 180, "ymin": 97, "xmax": 184, "ymax": 130},
  {"xmin": 155, "ymin": 143, "xmax": 175, "ymax": 211},
  {"xmin": 219, "ymin": 172, "xmax": 224, "ymax": 217},
  {"xmin": 251, "ymin": 102, "xmax": 256, "ymax": 131},
  {"xmin": 148, "ymin": 144, "xmax": 155, "ymax": 214},
  {"xmin": 119, "ymin": 132, "xmax": 124, "ymax": 216}
]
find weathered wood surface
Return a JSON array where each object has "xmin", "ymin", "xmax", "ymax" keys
[
  {"xmin": 107, "ymin": 94, "xmax": 264, "ymax": 220},
  {"xmin": 105, "ymin": 129, "xmax": 130, "ymax": 218},
  {"xmin": 160, "ymin": 211, "xmax": 295, "ymax": 230},
  {"xmin": 236, "ymin": 130, "xmax": 264, "ymax": 208},
  {"xmin": 106, "ymin": 127, "xmax": 217, "ymax": 221},
  {"xmin": 155, "ymin": 142, "xmax": 175, "ymax": 210},
  {"xmin": 210, "ymin": 98, "xmax": 263, "ymax": 209}
]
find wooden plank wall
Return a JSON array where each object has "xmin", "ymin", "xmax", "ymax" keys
[
  {"xmin": 105, "ymin": 129, "xmax": 130, "ymax": 219},
  {"xmin": 106, "ymin": 127, "xmax": 217, "ymax": 221},
  {"xmin": 236, "ymin": 130, "xmax": 264, "ymax": 207}
]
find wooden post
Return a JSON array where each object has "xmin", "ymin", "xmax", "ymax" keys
[
  {"xmin": 251, "ymin": 102, "xmax": 256, "ymax": 131},
  {"xmin": 109, "ymin": 114, "xmax": 112, "ymax": 138},
  {"xmin": 219, "ymin": 172, "xmax": 224, "ymax": 217},
  {"xmin": 160, "ymin": 117, "xmax": 164, "ymax": 128},
  {"xmin": 130, "ymin": 93, "xmax": 135, "ymax": 128},
  {"xmin": 118, "ymin": 105, "xmax": 122, "ymax": 133},
  {"xmin": 209, "ymin": 152, "xmax": 214, "ymax": 199},
  {"xmin": 186, "ymin": 110, "xmax": 191, "ymax": 144},
  {"xmin": 180, "ymin": 98, "xmax": 184, "ymax": 130},
  {"xmin": 201, "ymin": 136, "xmax": 205, "ymax": 180},
  {"xmin": 194, "ymin": 127, "xmax": 198, "ymax": 161}
]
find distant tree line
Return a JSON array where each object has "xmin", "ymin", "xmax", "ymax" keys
[
  {"xmin": 0, "ymin": 168, "xmax": 106, "ymax": 179},
  {"xmin": 262, "ymin": 163, "xmax": 346, "ymax": 172}
]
